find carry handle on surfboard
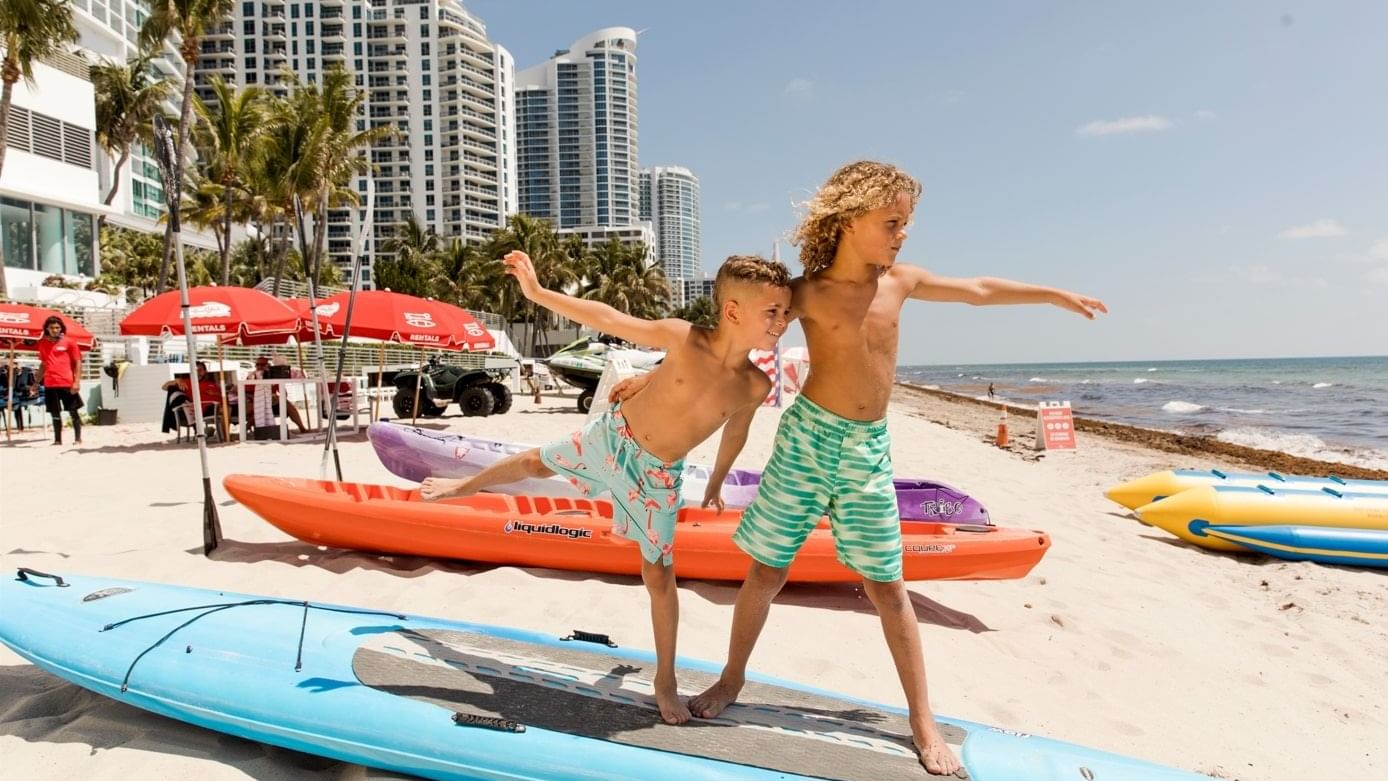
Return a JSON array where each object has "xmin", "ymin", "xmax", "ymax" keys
[
  {"xmin": 453, "ymin": 713, "xmax": 526, "ymax": 733},
  {"xmin": 15, "ymin": 568, "xmax": 69, "ymax": 587},
  {"xmin": 561, "ymin": 629, "xmax": 618, "ymax": 647}
]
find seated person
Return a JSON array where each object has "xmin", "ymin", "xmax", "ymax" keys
[
  {"xmin": 248, "ymin": 354, "xmax": 309, "ymax": 434},
  {"xmin": 161, "ymin": 361, "xmax": 225, "ymax": 436}
]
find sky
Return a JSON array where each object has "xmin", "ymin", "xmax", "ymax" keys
[{"xmin": 469, "ymin": 1, "xmax": 1388, "ymax": 364}]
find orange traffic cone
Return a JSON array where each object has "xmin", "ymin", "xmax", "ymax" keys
[{"xmin": 996, "ymin": 405, "xmax": 1009, "ymax": 448}]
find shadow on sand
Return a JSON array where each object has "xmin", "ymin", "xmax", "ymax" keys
[{"xmin": 198, "ymin": 538, "xmax": 995, "ymax": 632}]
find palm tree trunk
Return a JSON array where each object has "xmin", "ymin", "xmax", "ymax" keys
[
  {"xmin": 98, "ymin": 145, "xmax": 132, "ymax": 232},
  {"xmin": 311, "ymin": 188, "xmax": 329, "ymax": 286},
  {"xmin": 252, "ymin": 216, "xmax": 266, "ymax": 282},
  {"xmin": 0, "ymin": 70, "xmax": 16, "ymax": 301},
  {"xmin": 221, "ymin": 176, "xmax": 233, "ymax": 285},
  {"xmin": 271, "ymin": 215, "xmax": 289, "ymax": 295},
  {"xmin": 158, "ymin": 48, "xmax": 199, "ymax": 293}
]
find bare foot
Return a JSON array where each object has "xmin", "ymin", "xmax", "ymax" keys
[
  {"xmin": 654, "ymin": 675, "xmax": 690, "ymax": 725},
  {"xmin": 913, "ymin": 718, "xmax": 963, "ymax": 777},
  {"xmin": 688, "ymin": 675, "xmax": 743, "ymax": 719},
  {"xmin": 419, "ymin": 477, "xmax": 472, "ymax": 502}
]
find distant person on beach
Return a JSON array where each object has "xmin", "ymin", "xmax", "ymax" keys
[
  {"xmin": 420, "ymin": 250, "xmax": 792, "ymax": 725},
  {"xmin": 615, "ymin": 160, "xmax": 1106, "ymax": 774},
  {"xmin": 35, "ymin": 316, "xmax": 84, "ymax": 446},
  {"xmin": 988, "ymin": 383, "xmax": 995, "ymax": 399}
]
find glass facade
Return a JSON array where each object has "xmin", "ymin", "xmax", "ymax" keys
[{"xmin": 0, "ymin": 197, "xmax": 98, "ymax": 277}]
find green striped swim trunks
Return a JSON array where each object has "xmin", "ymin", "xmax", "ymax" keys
[{"xmin": 732, "ymin": 394, "xmax": 902, "ymax": 582}]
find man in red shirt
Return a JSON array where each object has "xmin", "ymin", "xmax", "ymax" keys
[{"xmin": 35, "ymin": 316, "xmax": 84, "ymax": 446}]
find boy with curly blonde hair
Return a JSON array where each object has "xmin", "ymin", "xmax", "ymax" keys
[{"xmin": 681, "ymin": 161, "xmax": 1107, "ymax": 775}]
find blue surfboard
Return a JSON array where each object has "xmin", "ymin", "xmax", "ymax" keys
[{"xmin": 0, "ymin": 570, "xmax": 1206, "ymax": 780}]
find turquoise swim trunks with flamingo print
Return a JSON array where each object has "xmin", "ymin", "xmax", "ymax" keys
[{"xmin": 538, "ymin": 401, "xmax": 686, "ymax": 565}]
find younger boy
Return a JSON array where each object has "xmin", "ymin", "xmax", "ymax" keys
[
  {"xmin": 682, "ymin": 161, "xmax": 1108, "ymax": 776},
  {"xmin": 421, "ymin": 250, "xmax": 792, "ymax": 725}
]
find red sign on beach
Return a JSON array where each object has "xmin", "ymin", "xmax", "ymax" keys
[{"xmin": 1036, "ymin": 401, "xmax": 1077, "ymax": 451}]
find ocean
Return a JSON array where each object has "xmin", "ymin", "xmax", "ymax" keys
[{"xmin": 897, "ymin": 355, "xmax": 1388, "ymax": 471}]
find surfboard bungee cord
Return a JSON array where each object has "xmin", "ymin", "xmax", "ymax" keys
[{"xmin": 100, "ymin": 600, "xmax": 407, "ymax": 690}]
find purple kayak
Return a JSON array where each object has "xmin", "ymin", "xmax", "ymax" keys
[{"xmin": 368, "ymin": 422, "xmax": 990, "ymax": 524}]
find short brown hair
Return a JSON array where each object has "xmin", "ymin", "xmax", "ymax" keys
[
  {"xmin": 713, "ymin": 255, "xmax": 791, "ymax": 310},
  {"xmin": 791, "ymin": 161, "xmax": 922, "ymax": 276}
]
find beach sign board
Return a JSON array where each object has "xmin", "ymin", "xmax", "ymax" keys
[{"xmin": 1036, "ymin": 401, "xmax": 1077, "ymax": 451}]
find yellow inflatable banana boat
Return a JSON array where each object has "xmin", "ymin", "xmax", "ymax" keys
[
  {"xmin": 1136, "ymin": 485, "xmax": 1388, "ymax": 552},
  {"xmin": 1107, "ymin": 468, "xmax": 1388, "ymax": 511}
]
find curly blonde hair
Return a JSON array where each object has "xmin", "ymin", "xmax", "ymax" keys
[
  {"xmin": 790, "ymin": 161, "xmax": 921, "ymax": 276},
  {"xmin": 713, "ymin": 255, "xmax": 791, "ymax": 310}
]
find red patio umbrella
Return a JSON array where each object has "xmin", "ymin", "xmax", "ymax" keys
[
  {"xmin": 119, "ymin": 286, "xmax": 300, "ymax": 340},
  {"xmin": 305, "ymin": 290, "xmax": 496, "ymax": 423},
  {"xmin": 121, "ymin": 287, "xmax": 299, "ymax": 442},
  {"xmin": 0, "ymin": 302, "xmax": 97, "ymax": 350},
  {"xmin": 310, "ymin": 290, "xmax": 496, "ymax": 351}
]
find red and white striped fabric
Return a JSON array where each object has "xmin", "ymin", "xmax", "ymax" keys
[{"xmin": 749, "ymin": 346, "xmax": 781, "ymax": 407}]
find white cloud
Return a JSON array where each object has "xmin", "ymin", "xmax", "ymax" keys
[
  {"xmin": 1193, "ymin": 264, "xmax": 1329, "ymax": 289},
  {"xmin": 1370, "ymin": 238, "xmax": 1388, "ymax": 260},
  {"xmin": 1075, "ymin": 115, "xmax": 1172, "ymax": 137},
  {"xmin": 783, "ymin": 79, "xmax": 815, "ymax": 99},
  {"xmin": 746, "ymin": 202, "xmax": 770, "ymax": 213},
  {"xmin": 1276, "ymin": 218, "xmax": 1348, "ymax": 239},
  {"xmin": 1367, "ymin": 267, "xmax": 1388, "ymax": 287},
  {"xmin": 1194, "ymin": 109, "xmax": 1217, "ymax": 121},
  {"xmin": 723, "ymin": 201, "xmax": 743, "ymax": 211}
]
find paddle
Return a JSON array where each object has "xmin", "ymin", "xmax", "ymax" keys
[
  {"xmin": 320, "ymin": 176, "xmax": 375, "ymax": 480},
  {"xmin": 151, "ymin": 114, "xmax": 222, "ymax": 555}
]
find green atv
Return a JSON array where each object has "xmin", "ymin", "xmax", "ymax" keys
[{"xmin": 391, "ymin": 357, "xmax": 513, "ymax": 418}]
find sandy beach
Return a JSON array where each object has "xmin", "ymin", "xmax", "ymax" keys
[{"xmin": 1, "ymin": 386, "xmax": 1383, "ymax": 781}]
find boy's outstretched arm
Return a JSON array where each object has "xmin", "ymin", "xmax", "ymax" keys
[
  {"xmin": 898, "ymin": 265, "xmax": 1108, "ymax": 319},
  {"xmin": 702, "ymin": 401, "xmax": 759, "ymax": 513},
  {"xmin": 504, "ymin": 251, "xmax": 690, "ymax": 349}
]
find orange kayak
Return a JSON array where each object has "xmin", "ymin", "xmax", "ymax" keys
[{"xmin": 224, "ymin": 475, "xmax": 1050, "ymax": 582}]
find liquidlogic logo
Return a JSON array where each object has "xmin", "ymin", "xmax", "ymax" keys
[
  {"xmin": 920, "ymin": 500, "xmax": 965, "ymax": 518},
  {"xmin": 503, "ymin": 520, "xmax": 593, "ymax": 540}
]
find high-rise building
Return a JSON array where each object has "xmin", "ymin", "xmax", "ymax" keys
[
  {"xmin": 515, "ymin": 28, "xmax": 639, "ymax": 231},
  {"xmin": 192, "ymin": 0, "xmax": 515, "ymax": 286},
  {"xmin": 638, "ymin": 165, "xmax": 700, "ymax": 285}
]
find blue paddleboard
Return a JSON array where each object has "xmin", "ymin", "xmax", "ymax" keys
[{"xmin": 0, "ymin": 570, "xmax": 1206, "ymax": 780}]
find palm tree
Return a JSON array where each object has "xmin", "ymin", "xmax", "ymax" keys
[
  {"xmin": 672, "ymin": 295, "xmax": 717, "ymax": 328},
  {"xmin": 193, "ymin": 75, "xmax": 266, "ymax": 284},
  {"xmin": 488, "ymin": 213, "xmax": 578, "ymax": 354},
  {"xmin": 374, "ymin": 214, "xmax": 438, "ymax": 297},
  {"xmin": 432, "ymin": 238, "xmax": 506, "ymax": 312},
  {"xmin": 293, "ymin": 67, "xmax": 388, "ymax": 290},
  {"xmin": 91, "ymin": 52, "xmax": 171, "ymax": 230},
  {"xmin": 380, "ymin": 212, "xmax": 438, "ymax": 268},
  {"xmin": 252, "ymin": 84, "xmax": 325, "ymax": 295},
  {"xmin": 581, "ymin": 239, "xmax": 671, "ymax": 320},
  {"xmin": 140, "ymin": 0, "xmax": 236, "ymax": 292},
  {"xmin": 0, "ymin": 0, "xmax": 78, "ymax": 299}
]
